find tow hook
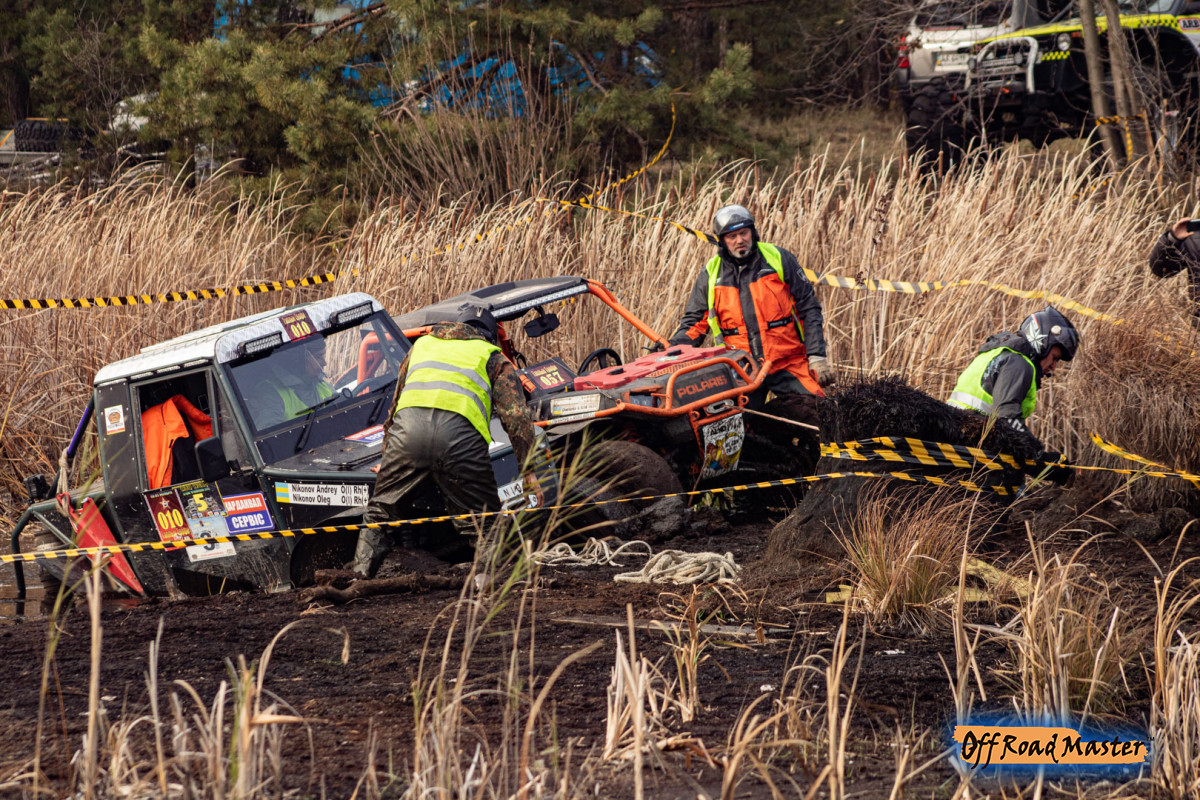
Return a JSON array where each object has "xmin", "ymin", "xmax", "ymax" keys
[{"xmin": 705, "ymin": 399, "xmax": 735, "ymax": 415}]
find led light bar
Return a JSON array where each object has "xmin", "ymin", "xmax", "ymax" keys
[
  {"xmin": 493, "ymin": 285, "xmax": 590, "ymax": 318},
  {"xmin": 238, "ymin": 332, "xmax": 283, "ymax": 358}
]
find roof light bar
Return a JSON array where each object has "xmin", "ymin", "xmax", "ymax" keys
[
  {"xmin": 332, "ymin": 302, "xmax": 374, "ymax": 327},
  {"xmin": 493, "ymin": 286, "xmax": 589, "ymax": 318},
  {"xmin": 238, "ymin": 332, "xmax": 283, "ymax": 358}
]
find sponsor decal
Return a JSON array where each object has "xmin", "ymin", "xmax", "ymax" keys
[
  {"xmin": 1181, "ymin": 17, "xmax": 1200, "ymax": 30},
  {"xmin": 221, "ymin": 492, "xmax": 274, "ymax": 534},
  {"xmin": 550, "ymin": 393, "xmax": 602, "ymax": 417},
  {"xmin": 699, "ymin": 414, "xmax": 745, "ymax": 479},
  {"xmin": 275, "ymin": 481, "xmax": 371, "ymax": 506},
  {"xmin": 104, "ymin": 405, "xmax": 126, "ymax": 435},
  {"xmin": 176, "ymin": 480, "xmax": 234, "ymax": 561},
  {"xmin": 346, "ymin": 425, "xmax": 385, "ymax": 446},
  {"xmin": 278, "ymin": 309, "xmax": 316, "ymax": 341}
]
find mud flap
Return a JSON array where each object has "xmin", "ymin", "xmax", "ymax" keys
[{"xmin": 61, "ymin": 493, "xmax": 146, "ymax": 595}]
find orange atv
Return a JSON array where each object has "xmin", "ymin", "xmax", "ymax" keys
[{"xmin": 392, "ymin": 276, "xmax": 794, "ymax": 500}]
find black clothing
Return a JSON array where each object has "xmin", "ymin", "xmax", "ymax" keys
[{"xmin": 1149, "ymin": 230, "xmax": 1200, "ymax": 322}]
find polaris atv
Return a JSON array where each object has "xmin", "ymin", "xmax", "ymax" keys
[
  {"xmin": 9, "ymin": 292, "xmax": 554, "ymax": 599},
  {"xmin": 391, "ymin": 276, "xmax": 779, "ymax": 500}
]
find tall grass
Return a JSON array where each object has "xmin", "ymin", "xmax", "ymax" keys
[{"xmin": 2, "ymin": 146, "xmax": 1199, "ymax": 512}]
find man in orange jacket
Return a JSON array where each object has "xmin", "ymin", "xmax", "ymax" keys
[{"xmin": 668, "ymin": 204, "xmax": 834, "ymax": 424}]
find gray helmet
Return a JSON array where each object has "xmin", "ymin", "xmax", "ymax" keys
[
  {"xmin": 713, "ymin": 204, "xmax": 756, "ymax": 239},
  {"xmin": 455, "ymin": 302, "xmax": 499, "ymax": 343},
  {"xmin": 1019, "ymin": 305, "xmax": 1079, "ymax": 362}
]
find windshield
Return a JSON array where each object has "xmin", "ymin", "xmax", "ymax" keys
[
  {"xmin": 225, "ymin": 311, "xmax": 408, "ymax": 465},
  {"xmin": 1116, "ymin": 1, "xmax": 1176, "ymax": 11},
  {"xmin": 915, "ymin": 1, "xmax": 1010, "ymax": 28}
]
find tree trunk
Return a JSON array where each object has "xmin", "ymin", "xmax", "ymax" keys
[
  {"xmin": 1078, "ymin": 0, "xmax": 1124, "ymax": 166},
  {"xmin": 1099, "ymin": 0, "xmax": 1146, "ymax": 160}
]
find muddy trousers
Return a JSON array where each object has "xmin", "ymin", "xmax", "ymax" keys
[{"xmin": 352, "ymin": 407, "xmax": 499, "ymax": 577}]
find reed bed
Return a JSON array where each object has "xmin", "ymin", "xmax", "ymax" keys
[{"xmin": 2, "ymin": 148, "xmax": 1197, "ymax": 511}]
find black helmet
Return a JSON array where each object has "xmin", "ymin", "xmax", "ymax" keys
[
  {"xmin": 455, "ymin": 302, "xmax": 499, "ymax": 343},
  {"xmin": 1019, "ymin": 305, "xmax": 1079, "ymax": 362},
  {"xmin": 713, "ymin": 204, "xmax": 756, "ymax": 240}
]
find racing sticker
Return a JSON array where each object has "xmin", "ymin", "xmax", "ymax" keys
[
  {"xmin": 103, "ymin": 405, "xmax": 126, "ymax": 435},
  {"xmin": 346, "ymin": 425, "xmax": 385, "ymax": 446},
  {"xmin": 278, "ymin": 309, "xmax": 316, "ymax": 341},
  {"xmin": 275, "ymin": 481, "xmax": 371, "ymax": 506},
  {"xmin": 523, "ymin": 359, "xmax": 574, "ymax": 393},
  {"xmin": 146, "ymin": 487, "xmax": 191, "ymax": 542},
  {"xmin": 1180, "ymin": 17, "xmax": 1200, "ymax": 30},
  {"xmin": 176, "ymin": 480, "xmax": 236, "ymax": 562},
  {"xmin": 699, "ymin": 414, "xmax": 745, "ymax": 479},
  {"xmin": 220, "ymin": 492, "xmax": 274, "ymax": 534}
]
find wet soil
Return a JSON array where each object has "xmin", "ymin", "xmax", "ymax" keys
[{"xmin": 1, "ymin": 479, "xmax": 1198, "ymax": 799}]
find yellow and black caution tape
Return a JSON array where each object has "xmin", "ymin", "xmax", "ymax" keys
[
  {"xmin": 0, "ymin": 272, "xmax": 340, "ymax": 311},
  {"xmin": 1090, "ymin": 433, "xmax": 1200, "ymax": 489},
  {"xmin": 1, "ymin": 469, "xmax": 1022, "ymax": 565},
  {"xmin": 820, "ymin": 434, "xmax": 1200, "ymax": 484}
]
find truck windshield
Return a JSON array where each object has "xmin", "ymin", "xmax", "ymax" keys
[
  {"xmin": 224, "ymin": 312, "xmax": 407, "ymax": 463},
  {"xmin": 915, "ymin": 1, "xmax": 1010, "ymax": 28}
]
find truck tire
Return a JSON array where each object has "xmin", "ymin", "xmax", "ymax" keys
[
  {"xmin": 905, "ymin": 77, "xmax": 968, "ymax": 169},
  {"xmin": 592, "ymin": 440, "xmax": 684, "ymax": 505},
  {"xmin": 14, "ymin": 119, "xmax": 67, "ymax": 153}
]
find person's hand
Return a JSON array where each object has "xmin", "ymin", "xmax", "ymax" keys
[
  {"xmin": 809, "ymin": 356, "xmax": 837, "ymax": 388},
  {"xmin": 1171, "ymin": 218, "xmax": 1193, "ymax": 240},
  {"xmin": 1038, "ymin": 451, "xmax": 1074, "ymax": 487},
  {"xmin": 523, "ymin": 473, "xmax": 545, "ymax": 508},
  {"xmin": 647, "ymin": 341, "xmax": 666, "ymax": 354}
]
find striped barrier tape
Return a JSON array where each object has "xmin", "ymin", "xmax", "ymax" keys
[
  {"xmin": 0, "ymin": 100, "xmax": 678, "ymax": 311},
  {"xmin": 1, "ymin": 468, "xmax": 1022, "ymax": 565},
  {"xmin": 820, "ymin": 434, "xmax": 1200, "ymax": 484}
]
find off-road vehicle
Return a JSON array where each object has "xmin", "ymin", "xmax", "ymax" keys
[
  {"xmin": 391, "ymin": 276, "xmax": 786, "ymax": 500},
  {"xmin": 9, "ymin": 292, "xmax": 553, "ymax": 599},
  {"xmin": 905, "ymin": 1, "xmax": 1200, "ymax": 163}
]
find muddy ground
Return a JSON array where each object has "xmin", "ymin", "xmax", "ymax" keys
[{"xmin": 1, "ymin": 478, "xmax": 1198, "ymax": 799}]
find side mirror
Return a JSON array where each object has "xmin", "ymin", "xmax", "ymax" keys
[
  {"xmin": 195, "ymin": 436, "xmax": 231, "ymax": 483},
  {"xmin": 523, "ymin": 313, "xmax": 560, "ymax": 338}
]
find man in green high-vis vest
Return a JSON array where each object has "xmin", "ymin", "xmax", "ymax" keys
[
  {"xmin": 947, "ymin": 305, "xmax": 1080, "ymax": 484},
  {"xmin": 351, "ymin": 303, "xmax": 540, "ymax": 578}
]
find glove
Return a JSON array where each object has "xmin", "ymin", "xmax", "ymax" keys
[
  {"xmin": 1037, "ymin": 451, "xmax": 1074, "ymax": 487},
  {"xmin": 647, "ymin": 341, "xmax": 666, "ymax": 354},
  {"xmin": 809, "ymin": 356, "xmax": 836, "ymax": 388}
]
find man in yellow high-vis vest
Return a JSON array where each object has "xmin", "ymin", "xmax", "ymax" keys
[
  {"xmin": 351, "ymin": 304, "xmax": 540, "ymax": 578},
  {"xmin": 668, "ymin": 204, "xmax": 834, "ymax": 429},
  {"xmin": 947, "ymin": 306, "xmax": 1080, "ymax": 485}
]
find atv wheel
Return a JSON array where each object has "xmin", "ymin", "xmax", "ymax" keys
[
  {"xmin": 14, "ymin": 119, "xmax": 68, "ymax": 153},
  {"xmin": 905, "ymin": 77, "xmax": 969, "ymax": 170},
  {"xmin": 592, "ymin": 440, "xmax": 684, "ymax": 506}
]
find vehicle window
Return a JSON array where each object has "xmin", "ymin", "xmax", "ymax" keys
[
  {"xmin": 1115, "ymin": 1, "xmax": 1176, "ymax": 11},
  {"xmin": 225, "ymin": 312, "xmax": 406, "ymax": 439},
  {"xmin": 136, "ymin": 371, "xmax": 212, "ymax": 490},
  {"xmin": 916, "ymin": 1, "xmax": 1010, "ymax": 27}
]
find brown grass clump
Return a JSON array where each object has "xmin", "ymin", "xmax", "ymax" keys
[
  {"xmin": 988, "ymin": 533, "xmax": 1145, "ymax": 722},
  {"xmin": 2, "ymin": 146, "xmax": 1199, "ymax": 513},
  {"xmin": 835, "ymin": 486, "xmax": 990, "ymax": 631}
]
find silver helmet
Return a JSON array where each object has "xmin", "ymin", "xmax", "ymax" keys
[{"xmin": 713, "ymin": 204, "xmax": 756, "ymax": 239}]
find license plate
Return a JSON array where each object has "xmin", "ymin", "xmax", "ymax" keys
[
  {"xmin": 497, "ymin": 478, "xmax": 525, "ymax": 501},
  {"xmin": 699, "ymin": 414, "xmax": 745, "ymax": 479},
  {"xmin": 935, "ymin": 52, "xmax": 970, "ymax": 67},
  {"xmin": 550, "ymin": 393, "xmax": 601, "ymax": 417}
]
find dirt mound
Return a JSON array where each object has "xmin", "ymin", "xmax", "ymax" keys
[{"xmin": 747, "ymin": 377, "xmax": 1043, "ymax": 590}]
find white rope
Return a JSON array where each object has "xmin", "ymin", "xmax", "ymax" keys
[
  {"xmin": 613, "ymin": 550, "xmax": 741, "ymax": 585},
  {"xmin": 530, "ymin": 537, "xmax": 742, "ymax": 585},
  {"xmin": 530, "ymin": 537, "xmax": 653, "ymax": 567}
]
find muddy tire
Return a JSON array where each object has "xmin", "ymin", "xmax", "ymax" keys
[
  {"xmin": 905, "ymin": 77, "xmax": 968, "ymax": 170},
  {"xmin": 592, "ymin": 440, "xmax": 683, "ymax": 505},
  {"xmin": 14, "ymin": 119, "xmax": 67, "ymax": 153}
]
